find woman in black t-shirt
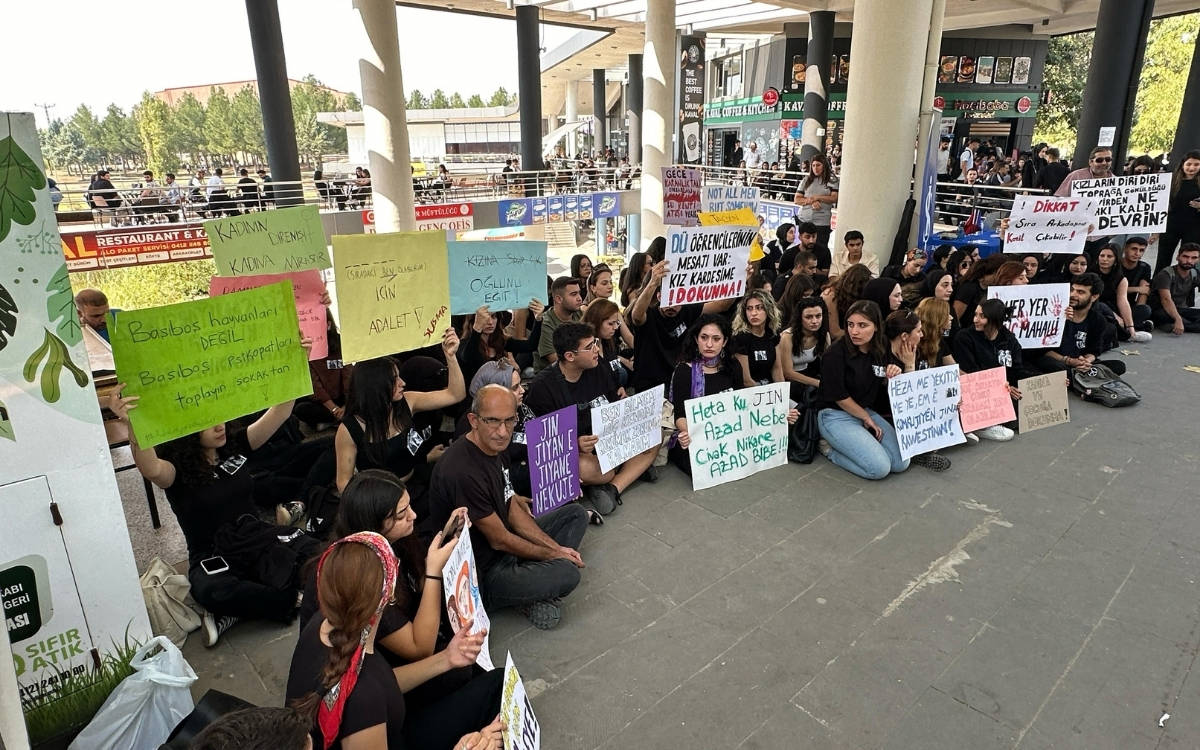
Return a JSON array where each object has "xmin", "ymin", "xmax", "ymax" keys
[
  {"xmin": 884, "ymin": 310, "xmax": 952, "ymax": 472},
  {"xmin": 582, "ymin": 299, "xmax": 634, "ymax": 388},
  {"xmin": 952, "ymin": 254, "xmax": 1006, "ymax": 329},
  {"xmin": 287, "ymin": 532, "xmax": 501, "ymax": 750},
  {"xmin": 815, "ymin": 301, "xmax": 910, "ymax": 480},
  {"xmin": 335, "ymin": 330, "xmax": 465, "ymax": 493},
  {"xmin": 732, "ymin": 290, "xmax": 782, "ymax": 386},
  {"xmin": 951, "ymin": 299, "xmax": 1025, "ymax": 441},
  {"xmin": 668, "ymin": 314, "xmax": 745, "ymax": 476}
]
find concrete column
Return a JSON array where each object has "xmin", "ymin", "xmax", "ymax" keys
[
  {"xmin": 1173, "ymin": 30, "xmax": 1200, "ymax": 156},
  {"xmin": 245, "ymin": 0, "xmax": 301, "ymax": 205},
  {"xmin": 627, "ymin": 212, "xmax": 641, "ymax": 252},
  {"xmin": 835, "ymin": 0, "xmax": 934, "ymax": 273},
  {"xmin": 799, "ymin": 11, "xmax": 834, "ymax": 164},
  {"xmin": 910, "ymin": 0, "xmax": 946, "ymax": 246},
  {"xmin": 627, "ymin": 53, "xmax": 643, "ymax": 164},
  {"xmin": 593, "ymin": 68, "xmax": 608, "ymax": 155},
  {"xmin": 640, "ymin": 0, "xmax": 675, "ymax": 248},
  {"xmin": 352, "ymin": 0, "xmax": 416, "ymax": 231},
  {"xmin": 517, "ymin": 5, "xmax": 544, "ymax": 172},
  {"xmin": 1072, "ymin": 0, "xmax": 1154, "ymax": 168},
  {"xmin": 565, "ymin": 80, "xmax": 579, "ymax": 158}
]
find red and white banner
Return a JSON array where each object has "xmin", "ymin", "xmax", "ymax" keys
[
  {"xmin": 61, "ymin": 223, "xmax": 211, "ymax": 271},
  {"xmin": 362, "ymin": 203, "xmax": 474, "ymax": 237}
]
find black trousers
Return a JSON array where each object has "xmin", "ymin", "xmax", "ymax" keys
[
  {"xmin": 1152, "ymin": 306, "xmax": 1200, "ymax": 333},
  {"xmin": 188, "ymin": 563, "xmax": 296, "ymax": 621},
  {"xmin": 402, "ymin": 668, "xmax": 503, "ymax": 750}
]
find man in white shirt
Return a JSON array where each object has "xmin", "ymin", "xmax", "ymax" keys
[
  {"xmin": 936, "ymin": 136, "xmax": 951, "ymax": 180},
  {"xmin": 958, "ymin": 137, "xmax": 979, "ymax": 181},
  {"xmin": 744, "ymin": 141, "xmax": 763, "ymax": 169},
  {"xmin": 206, "ymin": 168, "xmax": 237, "ymax": 217}
]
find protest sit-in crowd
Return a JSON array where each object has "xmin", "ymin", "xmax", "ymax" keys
[{"xmin": 86, "ymin": 142, "xmax": 1200, "ymax": 750}]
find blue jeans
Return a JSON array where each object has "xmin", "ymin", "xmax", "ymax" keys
[{"xmin": 817, "ymin": 407, "xmax": 909, "ymax": 480}]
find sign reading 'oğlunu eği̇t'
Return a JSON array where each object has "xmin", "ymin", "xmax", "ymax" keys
[
  {"xmin": 332, "ymin": 231, "xmax": 452, "ymax": 362},
  {"xmin": 109, "ymin": 282, "xmax": 312, "ymax": 447},
  {"xmin": 446, "ymin": 240, "xmax": 547, "ymax": 315},
  {"xmin": 206, "ymin": 204, "xmax": 330, "ymax": 276}
]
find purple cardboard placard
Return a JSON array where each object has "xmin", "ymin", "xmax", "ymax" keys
[{"xmin": 526, "ymin": 405, "xmax": 580, "ymax": 516}]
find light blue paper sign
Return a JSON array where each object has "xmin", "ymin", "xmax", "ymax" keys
[{"xmin": 447, "ymin": 240, "xmax": 548, "ymax": 315}]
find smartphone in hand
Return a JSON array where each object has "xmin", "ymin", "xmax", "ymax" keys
[{"xmin": 440, "ymin": 514, "xmax": 465, "ymax": 548}]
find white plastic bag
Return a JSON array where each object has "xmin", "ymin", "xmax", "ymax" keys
[{"xmin": 68, "ymin": 636, "xmax": 197, "ymax": 750}]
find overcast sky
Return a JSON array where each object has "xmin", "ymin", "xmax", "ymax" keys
[{"xmin": 2, "ymin": 0, "xmax": 577, "ymax": 126}]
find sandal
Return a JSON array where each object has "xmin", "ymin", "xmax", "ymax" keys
[{"xmin": 587, "ymin": 509, "xmax": 605, "ymax": 526}]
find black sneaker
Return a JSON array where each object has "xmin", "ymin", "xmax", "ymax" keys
[
  {"xmin": 518, "ymin": 599, "xmax": 562, "ymax": 630},
  {"xmin": 584, "ymin": 484, "xmax": 620, "ymax": 514},
  {"xmin": 202, "ymin": 612, "xmax": 240, "ymax": 647},
  {"xmin": 1137, "ymin": 320, "xmax": 1155, "ymax": 333},
  {"xmin": 911, "ymin": 452, "xmax": 952, "ymax": 472}
]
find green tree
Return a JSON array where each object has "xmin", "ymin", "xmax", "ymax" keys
[
  {"xmin": 343, "ymin": 91, "xmax": 361, "ymax": 112},
  {"xmin": 231, "ymin": 85, "xmax": 265, "ymax": 162},
  {"xmin": 291, "ymin": 75, "xmax": 345, "ymax": 163},
  {"xmin": 407, "ymin": 89, "xmax": 427, "ymax": 109},
  {"xmin": 205, "ymin": 87, "xmax": 237, "ymax": 162},
  {"xmin": 293, "ymin": 110, "xmax": 330, "ymax": 167},
  {"xmin": 169, "ymin": 92, "xmax": 207, "ymax": 166},
  {"xmin": 467, "ymin": 93, "xmax": 485, "ymax": 108},
  {"xmin": 68, "ymin": 105, "xmax": 103, "ymax": 169},
  {"xmin": 487, "ymin": 86, "xmax": 512, "ymax": 107},
  {"xmin": 99, "ymin": 105, "xmax": 139, "ymax": 169},
  {"xmin": 132, "ymin": 91, "xmax": 175, "ymax": 174},
  {"xmin": 1131, "ymin": 14, "xmax": 1199, "ymax": 154},
  {"xmin": 449, "ymin": 92, "xmax": 466, "ymax": 108},
  {"xmin": 1033, "ymin": 31, "xmax": 1094, "ymax": 158},
  {"xmin": 45, "ymin": 118, "xmax": 88, "ymax": 176},
  {"xmin": 429, "ymin": 89, "xmax": 449, "ymax": 108}
]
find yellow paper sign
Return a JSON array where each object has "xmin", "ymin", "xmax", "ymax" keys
[
  {"xmin": 333, "ymin": 231, "xmax": 451, "ymax": 362},
  {"xmin": 697, "ymin": 206, "xmax": 758, "ymax": 227}
]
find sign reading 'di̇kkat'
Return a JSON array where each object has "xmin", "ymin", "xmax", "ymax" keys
[
  {"xmin": 447, "ymin": 240, "xmax": 547, "ymax": 315},
  {"xmin": 333, "ymin": 231, "xmax": 451, "ymax": 362},
  {"xmin": 685, "ymin": 382, "xmax": 789, "ymax": 491},
  {"xmin": 525, "ymin": 406, "xmax": 580, "ymax": 517},
  {"xmin": 209, "ymin": 270, "xmax": 328, "ymax": 360},
  {"xmin": 206, "ymin": 204, "xmax": 330, "ymax": 276},
  {"xmin": 662, "ymin": 225, "xmax": 754, "ymax": 306},
  {"xmin": 110, "ymin": 282, "xmax": 312, "ymax": 447},
  {"xmin": 887, "ymin": 365, "xmax": 966, "ymax": 461},
  {"xmin": 591, "ymin": 384, "xmax": 664, "ymax": 473},
  {"xmin": 1017, "ymin": 372, "xmax": 1070, "ymax": 433},
  {"xmin": 1070, "ymin": 172, "xmax": 1169, "ymax": 236},
  {"xmin": 502, "ymin": 652, "xmax": 541, "ymax": 750},
  {"xmin": 700, "ymin": 184, "xmax": 760, "ymax": 214},
  {"xmin": 1003, "ymin": 196, "xmax": 1097, "ymax": 255},
  {"xmin": 958, "ymin": 367, "xmax": 1016, "ymax": 433},
  {"xmin": 987, "ymin": 283, "xmax": 1068, "ymax": 348}
]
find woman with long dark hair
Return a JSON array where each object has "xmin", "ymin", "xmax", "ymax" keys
[
  {"xmin": 796, "ymin": 153, "xmax": 838, "ymax": 248},
  {"xmin": 619, "ymin": 252, "xmax": 651, "ymax": 307},
  {"xmin": 1094, "ymin": 243, "xmax": 1152, "ymax": 342},
  {"xmin": 287, "ymin": 531, "xmax": 502, "ymax": 749},
  {"xmin": 820, "ymin": 263, "xmax": 873, "ymax": 339},
  {"xmin": 570, "ymin": 253, "xmax": 593, "ymax": 284},
  {"xmin": 952, "ymin": 298, "xmax": 1025, "ymax": 441},
  {"xmin": 883, "ymin": 309, "xmax": 951, "ymax": 472},
  {"xmin": 1157, "ymin": 150, "xmax": 1200, "ymax": 272},
  {"xmin": 815, "ymin": 300, "xmax": 909, "ymax": 480},
  {"xmin": 667, "ymin": 314, "xmax": 744, "ymax": 476},
  {"xmin": 334, "ymin": 330, "xmax": 465, "ymax": 493},
  {"xmin": 951, "ymin": 253, "xmax": 1006, "ymax": 328},
  {"xmin": 582, "ymin": 299, "xmax": 633, "ymax": 387},
  {"xmin": 777, "ymin": 296, "xmax": 829, "ymax": 401}
]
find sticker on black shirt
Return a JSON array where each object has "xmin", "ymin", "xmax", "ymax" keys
[
  {"xmin": 502, "ymin": 467, "xmax": 515, "ymax": 500},
  {"xmin": 753, "ymin": 349, "xmax": 769, "ymax": 361},
  {"xmin": 670, "ymin": 322, "xmax": 688, "ymax": 338},
  {"xmin": 997, "ymin": 349, "xmax": 1013, "ymax": 368},
  {"xmin": 406, "ymin": 425, "xmax": 432, "ymax": 456},
  {"xmin": 872, "ymin": 365, "xmax": 887, "ymax": 377},
  {"xmin": 218, "ymin": 454, "xmax": 247, "ymax": 475}
]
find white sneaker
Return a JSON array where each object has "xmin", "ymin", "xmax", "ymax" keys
[
  {"xmin": 818, "ymin": 439, "xmax": 832, "ymax": 457},
  {"xmin": 976, "ymin": 424, "xmax": 1015, "ymax": 441},
  {"xmin": 202, "ymin": 612, "xmax": 240, "ymax": 647},
  {"xmin": 1130, "ymin": 330, "xmax": 1152, "ymax": 343},
  {"xmin": 965, "ymin": 431, "xmax": 981, "ymax": 443}
]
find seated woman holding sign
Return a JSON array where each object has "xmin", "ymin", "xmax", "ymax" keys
[
  {"xmin": 286, "ymin": 531, "xmax": 503, "ymax": 750},
  {"xmin": 882, "ymin": 310, "xmax": 952, "ymax": 473},
  {"xmin": 334, "ymin": 330, "xmax": 465, "ymax": 496},
  {"xmin": 110, "ymin": 343, "xmax": 322, "ymax": 647},
  {"xmin": 297, "ymin": 471, "xmax": 501, "ymax": 748},
  {"xmin": 814, "ymin": 301, "xmax": 910, "ymax": 480},
  {"xmin": 457, "ymin": 304, "xmax": 543, "ymax": 386},
  {"xmin": 952, "ymin": 298, "xmax": 1027, "ymax": 442}
]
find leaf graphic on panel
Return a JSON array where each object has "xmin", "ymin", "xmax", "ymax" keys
[
  {"xmin": 0, "ymin": 280, "xmax": 16, "ymax": 352},
  {"xmin": 0, "ymin": 116, "xmax": 47, "ymax": 244},
  {"xmin": 45, "ymin": 263, "xmax": 81, "ymax": 346},
  {"xmin": 22, "ymin": 328, "xmax": 89, "ymax": 403},
  {"xmin": 0, "ymin": 398, "xmax": 13, "ymax": 441}
]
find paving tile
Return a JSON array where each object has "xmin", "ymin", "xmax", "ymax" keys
[{"xmin": 882, "ymin": 686, "xmax": 1020, "ymax": 750}]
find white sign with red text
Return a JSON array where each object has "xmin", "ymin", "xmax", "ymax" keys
[
  {"xmin": 1003, "ymin": 196, "xmax": 1097, "ymax": 255},
  {"xmin": 362, "ymin": 203, "xmax": 474, "ymax": 238}
]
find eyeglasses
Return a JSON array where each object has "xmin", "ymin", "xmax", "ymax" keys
[
  {"xmin": 1093, "ymin": 157, "xmax": 1112, "ymax": 163},
  {"xmin": 572, "ymin": 340, "xmax": 600, "ymax": 353},
  {"xmin": 477, "ymin": 415, "xmax": 519, "ymax": 429}
]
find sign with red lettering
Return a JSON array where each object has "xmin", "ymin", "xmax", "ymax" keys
[
  {"xmin": 362, "ymin": 204, "xmax": 475, "ymax": 238},
  {"xmin": 1003, "ymin": 196, "xmax": 1096, "ymax": 255},
  {"xmin": 662, "ymin": 225, "xmax": 753, "ymax": 306},
  {"xmin": 762, "ymin": 88, "xmax": 779, "ymax": 107},
  {"xmin": 60, "ymin": 224, "xmax": 210, "ymax": 271},
  {"xmin": 662, "ymin": 166, "xmax": 702, "ymax": 227}
]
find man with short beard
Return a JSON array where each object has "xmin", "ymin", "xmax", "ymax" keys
[{"xmin": 1150, "ymin": 243, "xmax": 1200, "ymax": 334}]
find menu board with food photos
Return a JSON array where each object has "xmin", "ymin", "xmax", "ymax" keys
[
  {"xmin": 1012, "ymin": 56, "xmax": 1031, "ymax": 84},
  {"xmin": 994, "ymin": 56, "xmax": 1013, "ymax": 84},
  {"xmin": 957, "ymin": 56, "xmax": 976, "ymax": 83},
  {"xmin": 791, "ymin": 55, "xmax": 806, "ymax": 90},
  {"xmin": 939, "ymin": 55, "xmax": 958, "ymax": 84},
  {"xmin": 976, "ymin": 56, "xmax": 995, "ymax": 84}
]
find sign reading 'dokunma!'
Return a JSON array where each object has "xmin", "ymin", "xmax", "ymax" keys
[
  {"xmin": 333, "ymin": 231, "xmax": 452, "ymax": 362},
  {"xmin": 206, "ymin": 204, "xmax": 330, "ymax": 276},
  {"xmin": 685, "ymin": 382, "xmax": 790, "ymax": 491},
  {"xmin": 446, "ymin": 240, "xmax": 548, "ymax": 315},
  {"xmin": 663, "ymin": 225, "xmax": 754, "ymax": 306},
  {"xmin": 109, "ymin": 282, "xmax": 312, "ymax": 447}
]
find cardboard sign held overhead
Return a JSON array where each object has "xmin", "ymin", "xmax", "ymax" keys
[{"xmin": 207, "ymin": 204, "xmax": 330, "ymax": 276}]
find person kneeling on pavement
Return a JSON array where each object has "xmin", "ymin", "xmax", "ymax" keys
[{"xmin": 428, "ymin": 384, "xmax": 588, "ymax": 630}]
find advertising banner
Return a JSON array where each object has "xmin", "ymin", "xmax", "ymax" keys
[{"xmin": 678, "ymin": 35, "xmax": 706, "ymax": 164}]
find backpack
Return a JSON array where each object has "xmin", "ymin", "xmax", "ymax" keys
[{"xmin": 1068, "ymin": 363, "xmax": 1140, "ymax": 407}]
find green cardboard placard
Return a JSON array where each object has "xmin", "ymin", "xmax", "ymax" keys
[
  {"xmin": 110, "ymin": 282, "xmax": 313, "ymax": 447},
  {"xmin": 206, "ymin": 204, "xmax": 331, "ymax": 276}
]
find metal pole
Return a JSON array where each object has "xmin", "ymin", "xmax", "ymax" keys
[
  {"xmin": 517, "ymin": 6, "xmax": 544, "ymax": 172},
  {"xmin": 799, "ymin": 11, "xmax": 834, "ymax": 164},
  {"xmin": 245, "ymin": 0, "xmax": 301, "ymax": 205}
]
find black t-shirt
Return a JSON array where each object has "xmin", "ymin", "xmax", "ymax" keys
[
  {"xmin": 733, "ymin": 331, "xmax": 779, "ymax": 384},
  {"xmin": 779, "ymin": 243, "xmax": 831, "ymax": 276},
  {"xmin": 163, "ymin": 431, "xmax": 256, "ymax": 563},
  {"xmin": 1120, "ymin": 261, "xmax": 1153, "ymax": 304},
  {"xmin": 952, "ymin": 326, "xmax": 1023, "ymax": 385},
  {"xmin": 1058, "ymin": 307, "xmax": 1108, "ymax": 358},
  {"xmin": 1151, "ymin": 267, "xmax": 1200, "ymax": 309},
  {"xmin": 632, "ymin": 304, "xmax": 702, "ymax": 392},
  {"xmin": 669, "ymin": 363, "xmax": 743, "ymax": 421},
  {"xmin": 524, "ymin": 362, "xmax": 620, "ymax": 435},
  {"xmin": 427, "ymin": 438, "xmax": 514, "ymax": 572},
  {"xmin": 953, "ymin": 279, "xmax": 984, "ymax": 328},
  {"xmin": 343, "ymin": 405, "xmax": 429, "ymax": 480},
  {"xmin": 816, "ymin": 337, "xmax": 887, "ymax": 411},
  {"xmin": 285, "ymin": 617, "xmax": 407, "ymax": 750},
  {"xmin": 299, "ymin": 556, "xmax": 413, "ymax": 638}
]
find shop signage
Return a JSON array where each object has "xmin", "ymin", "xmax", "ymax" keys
[{"xmin": 762, "ymin": 88, "xmax": 779, "ymax": 107}]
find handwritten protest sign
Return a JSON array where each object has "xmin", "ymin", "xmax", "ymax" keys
[
  {"xmin": 1003, "ymin": 196, "xmax": 1096, "ymax": 255},
  {"xmin": 209, "ymin": 270, "xmax": 328, "ymax": 360},
  {"xmin": 662, "ymin": 225, "xmax": 754, "ymax": 306},
  {"xmin": 701, "ymin": 184, "xmax": 760, "ymax": 214},
  {"xmin": 662, "ymin": 166, "xmax": 702, "ymax": 226},
  {"xmin": 332, "ymin": 231, "xmax": 451, "ymax": 362},
  {"xmin": 207, "ymin": 204, "xmax": 329, "ymax": 276},
  {"xmin": 887, "ymin": 365, "xmax": 965, "ymax": 460},
  {"xmin": 501, "ymin": 652, "xmax": 541, "ymax": 750},
  {"xmin": 441, "ymin": 530, "xmax": 494, "ymax": 670},
  {"xmin": 685, "ymin": 383, "xmax": 789, "ymax": 491},
  {"xmin": 987, "ymin": 283, "xmax": 1068, "ymax": 348},
  {"xmin": 110, "ymin": 282, "xmax": 311, "ymax": 447},
  {"xmin": 1017, "ymin": 372, "xmax": 1070, "ymax": 433},
  {"xmin": 446, "ymin": 240, "xmax": 547, "ymax": 315},
  {"xmin": 958, "ymin": 367, "xmax": 1016, "ymax": 433},
  {"xmin": 698, "ymin": 206, "xmax": 759, "ymax": 227},
  {"xmin": 526, "ymin": 406, "xmax": 580, "ymax": 516},
  {"xmin": 1071, "ymin": 172, "xmax": 1170, "ymax": 236},
  {"xmin": 591, "ymin": 385, "xmax": 664, "ymax": 473}
]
